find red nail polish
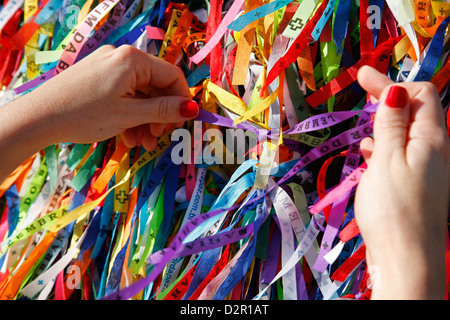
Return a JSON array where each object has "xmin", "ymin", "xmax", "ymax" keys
[
  {"xmin": 180, "ymin": 100, "xmax": 199, "ymax": 118},
  {"xmin": 385, "ymin": 86, "xmax": 408, "ymax": 108}
]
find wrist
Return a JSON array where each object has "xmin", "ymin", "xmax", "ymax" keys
[
  {"xmin": 0, "ymin": 93, "xmax": 52, "ymax": 182},
  {"xmin": 3, "ymin": 87, "xmax": 59, "ymax": 148},
  {"xmin": 13, "ymin": 91, "xmax": 58, "ymax": 148},
  {"xmin": 368, "ymin": 248, "xmax": 446, "ymax": 299}
]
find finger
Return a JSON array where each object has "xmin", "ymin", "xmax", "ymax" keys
[
  {"xmin": 142, "ymin": 125, "xmax": 158, "ymax": 151},
  {"xmin": 357, "ymin": 65, "xmax": 394, "ymax": 100},
  {"xmin": 372, "ymin": 85, "xmax": 410, "ymax": 160},
  {"xmin": 94, "ymin": 44, "xmax": 116, "ymax": 54},
  {"xmin": 150, "ymin": 123, "xmax": 167, "ymax": 137},
  {"xmin": 114, "ymin": 45, "xmax": 191, "ymax": 98},
  {"xmin": 362, "ymin": 73, "xmax": 447, "ymax": 159},
  {"xmin": 407, "ymin": 83, "xmax": 449, "ymax": 161},
  {"xmin": 136, "ymin": 124, "xmax": 146, "ymax": 147},
  {"xmin": 358, "ymin": 66, "xmax": 449, "ymax": 164},
  {"xmin": 174, "ymin": 121, "xmax": 185, "ymax": 128},
  {"xmin": 360, "ymin": 137, "xmax": 375, "ymax": 166},
  {"xmin": 121, "ymin": 127, "xmax": 138, "ymax": 148},
  {"xmin": 409, "ymin": 82, "xmax": 446, "ymax": 132},
  {"xmin": 358, "ymin": 65, "xmax": 439, "ymax": 105},
  {"xmin": 124, "ymin": 97, "xmax": 199, "ymax": 124},
  {"xmin": 164, "ymin": 124, "xmax": 175, "ymax": 133}
]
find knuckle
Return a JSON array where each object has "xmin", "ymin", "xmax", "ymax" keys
[
  {"xmin": 117, "ymin": 44, "xmax": 137, "ymax": 55},
  {"xmin": 113, "ymin": 45, "xmax": 139, "ymax": 64},
  {"xmin": 434, "ymin": 131, "xmax": 450, "ymax": 154},
  {"xmin": 98, "ymin": 44, "xmax": 116, "ymax": 53},
  {"xmin": 167, "ymin": 65, "xmax": 185, "ymax": 82},
  {"xmin": 421, "ymin": 82, "xmax": 439, "ymax": 97},
  {"xmin": 376, "ymin": 117, "xmax": 408, "ymax": 131},
  {"xmin": 156, "ymin": 99, "xmax": 170, "ymax": 121},
  {"xmin": 174, "ymin": 66, "xmax": 184, "ymax": 78}
]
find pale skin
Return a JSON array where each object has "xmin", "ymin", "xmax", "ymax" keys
[
  {"xmin": 0, "ymin": 46, "xmax": 448, "ymax": 299},
  {"xmin": 356, "ymin": 65, "xmax": 449, "ymax": 299},
  {"xmin": 0, "ymin": 45, "xmax": 197, "ymax": 183}
]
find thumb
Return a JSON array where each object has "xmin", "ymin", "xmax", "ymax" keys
[
  {"xmin": 126, "ymin": 96, "xmax": 199, "ymax": 124},
  {"xmin": 373, "ymin": 85, "xmax": 410, "ymax": 161},
  {"xmin": 360, "ymin": 137, "xmax": 374, "ymax": 166}
]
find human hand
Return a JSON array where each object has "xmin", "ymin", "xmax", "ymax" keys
[
  {"xmin": 355, "ymin": 65, "xmax": 450, "ymax": 299},
  {"xmin": 19, "ymin": 44, "xmax": 198, "ymax": 151}
]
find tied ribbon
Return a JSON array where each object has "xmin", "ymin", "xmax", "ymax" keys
[{"xmin": 0, "ymin": 0, "xmax": 449, "ymax": 302}]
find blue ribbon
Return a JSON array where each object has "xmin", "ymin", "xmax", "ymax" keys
[
  {"xmin": 106, "ymin": 6, "xmax": 154, "ymax": 45},
  {"xmin": 312, "ymin": 0, "xmax": 336, "ymax": 42},
  {"xmin": 414, "ymin": 16, "xmax": 450, "ymax": 82},
  {"xmin": 212, "ymin": 189, "xmax": 266, "ymax": 300},
  {"xmin": 157, "ymin": 0, "xmax": 170, "ymax": 27},
  {"xmin": 155, "ymin": 164, "xmax": 181, "ymax": 252},
  {"xmin": 96, "ymin": 208, "xmax": 122, "ymax": 298},
  {"xmin": 91, "ymin": 178, "xmax": 115, "ymax": 260},
  {"xmin": 186, "ymin": 63, "xmax": 210, "ymax": 87},
  {"xmin": 78, "ymin": 206, "xmax": 102, "ymax": 256},
  {"xmin": 34, "ymin": 0, "xmax": 64, "ymax": 25},
  {"xmin": 228, "ymin": 0, "xmax": 293, "ymax": 32},
  {"xmin": 333, "ymin": 0, "xmax": 351, "ymax": 54},
  {"xmin": 5, "ymin": 184, "xmax": 19, "ymax": 236},
  {"xmin": 182, "ymin": 170, "xmax": 256, "ymax": 243},
  {"xmin": 370, "ymin": 0, "xmax": 384, "ymax": 47},
  {"xmin": 113, "ymin": 23, "xmax": 148, "ymax": 47}
]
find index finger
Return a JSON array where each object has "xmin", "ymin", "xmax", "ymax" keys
[
  {"xmin": 116, "ymin": 45, "xmax": 191, "ymax": 98},
  {"xmin": 358, "ymin": 65, "xmax": 448, "ymax": 159},
  {"xmin": 357, "ymin": 65, "xmax": 444, "ymax": 128},
  {"xmin": 357, "ymin": 65, "xmax": 441, "ymax": 107}
]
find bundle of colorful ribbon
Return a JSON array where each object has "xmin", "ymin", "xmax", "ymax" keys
[{"xmin": 0, "ymin": 0, "xmax": 449, "ymax": 300}]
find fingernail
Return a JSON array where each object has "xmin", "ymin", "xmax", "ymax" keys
[
  {"xmin": 385, "ymin": 86, "xmax": 408, "ymax": 108},
  {"xmin": 180, "ymin": 100, "xmax": 199, "ymax": 118}
]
